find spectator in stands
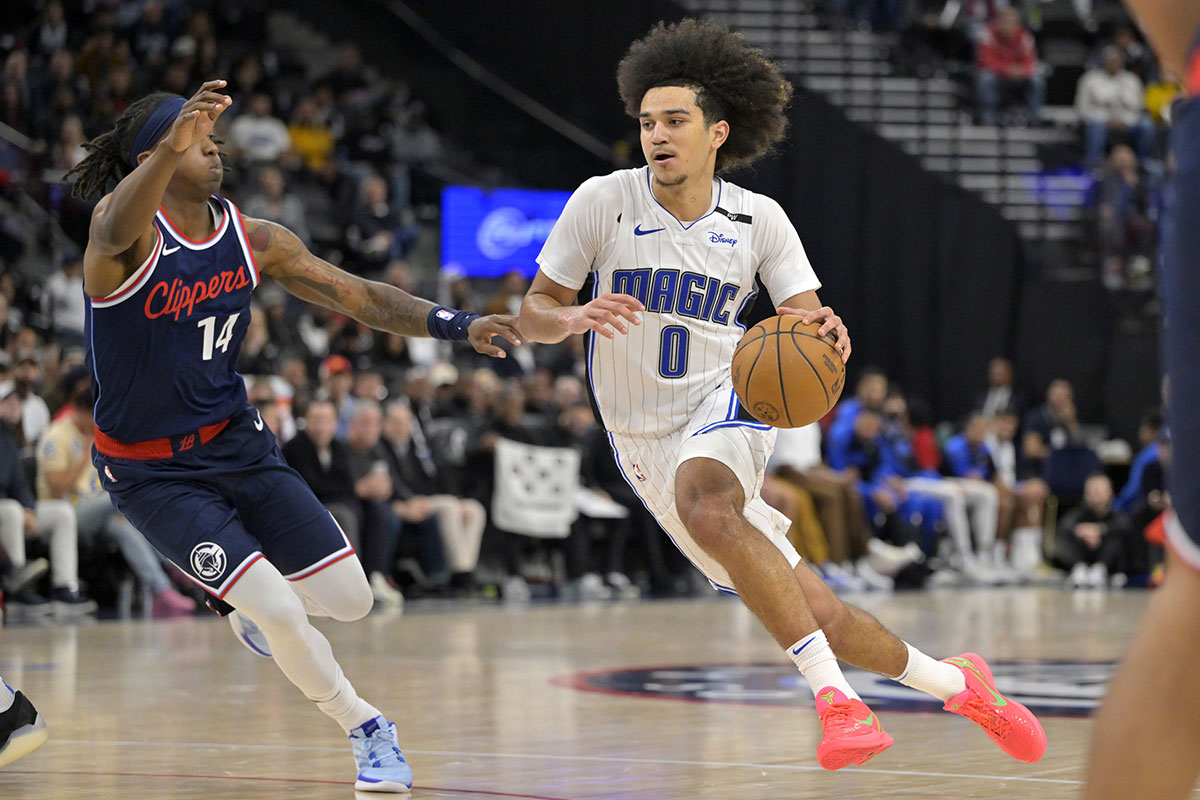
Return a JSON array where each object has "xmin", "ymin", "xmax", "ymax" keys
[
  {"xmin": 1085, "ymin": 144, "xmax": 1158, "ymax": 291},
  {"xmin": 31, "ymin": 1, "xmax": 68, "ymax": 60},
  {"xmin": 37, "ymin": 389, "xmax": 195, "ymax": 618},
  {"xmin": 318, "ymin": 354, "xmax": 357, "ymax": 435},
  {"xmin": 1054, "ymin": 473, "xmax": 1133, "ymax": 588},
  {"xmin": 770, "ymin": 423, "xmax": 878, "ymax": 591},
  {"xmin": 941, "ymin": 413, "xmax": 1013, "ymax": 579},
  {"xmin": 1075, "ymin": 46, "xmax": 1155, "ymax": 167},
  {"xmin": 337, "ymin": 402, "xmax": 408, "ymax": 605},
  {"xmin": 1104, "ymin": 24, "xmax": 1156, "ymax": 84},
  {"xmin": 282, "ymin": 399, "xmax": 358, "ymax": 524},
  {"xmin": 1114, "ymin": 407, "xmax": 1163, "ymax": 513},
  {"xmin": 484, "ymin": 270, "xmax": 529, "ymax": 318},
  {"xmin": 345, "ymin": 174, "xmax": 416, "ymax": 275},
  {"xmin": 228, "ymin": 92, "xmax": 291, "ymax": 165},
  {"xmin": 1023, "ymin": 378, "xmax": 1081, "ymax": 472},
  {"xmin": 243, "ymin": 166, "xmax": 311, "ymax": 246},
  {"xmin": 975, "ymin": 356, "xmax": 1026, "ymax": 418},
  {"xmin": 41, "ymin": 256, "xmax": 86, "ymax": 346},
  {"xmin": 0, "ymin": 382, "xmax": 95, "ymax": 618},
  {"xmin": 236, "ymin": 303, "xmax": 279, "ymax": 377},
  {"xmin": 288, "ymin": 94, "xmax": 336, "ymax": 172},
  {"xmin": 987, "ymin": 406, "xmax": 1049, "ymax": 574},
  {"xmin": 381, "ymin": 401, "xmax": 484, "ymax": 592},
  {"xmin": 52, "ymin": 113, "xmax": 87, "ymax": 172},
  {"xmin": 974, "ymin": 8, "xmax": 1044, "ymax": 126},
  {"xmin": 8, "ymin": 350, "xmax": 51, "ymax": 448}
]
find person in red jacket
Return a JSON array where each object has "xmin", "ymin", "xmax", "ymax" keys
[{"xmin": 975, "ymin": 8, "xmax": 1045, "ymax": 125}]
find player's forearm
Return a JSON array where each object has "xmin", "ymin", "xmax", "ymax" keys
[
  {"xmin": 90, "ymin": 147, "xmax": 183, "ymax": 255},
  {"xmin": 1123, "ymin": 0, "xmax": 1200, "ymax": 76},
  {"xmin": 518, "ymin": 292, "xmax": 574, "ymax": 344}
]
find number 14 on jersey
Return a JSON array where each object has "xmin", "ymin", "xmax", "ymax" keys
[{"xmin": 197, "ymin": 314, "xmax": 240, "ymax": 361}]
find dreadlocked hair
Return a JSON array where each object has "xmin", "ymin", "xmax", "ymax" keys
[
  {"xmin": 616, "ymin": 19, "xmax": 792, "ymax": 173},
  {"xmin": 64, "ymin": 91, "xmax": 181, "ymax": 200}
]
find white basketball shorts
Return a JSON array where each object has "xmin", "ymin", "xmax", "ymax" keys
[{"xmin": 605, "ymin": 383, "xmax": 800, "ymax": 594}]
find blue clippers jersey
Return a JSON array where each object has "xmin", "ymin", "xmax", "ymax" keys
[{"xmin": 86, "ymin": 196, "xmax": 260, "ymax": 443}]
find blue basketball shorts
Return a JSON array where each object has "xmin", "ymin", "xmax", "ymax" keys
[
  {"xmin": 1163, "ymin": 51, "xmax": 1200, "ymax": 570},
  {"xmin": 93, "ymin": 405, "xmax": 354, "ymax": 598}
]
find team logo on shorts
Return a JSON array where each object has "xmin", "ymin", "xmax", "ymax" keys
[
  {"xmin": 633, "ymin": 462, "xmax": 647, "ymax": 482},
  {"xmin": 190, "ymin": 542, "xmax": 228, "ymax": 581}
]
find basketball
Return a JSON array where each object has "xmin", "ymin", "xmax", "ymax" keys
[{"xmin": 730, "ymin": 314, "xmax": 845, "ymax": 428}]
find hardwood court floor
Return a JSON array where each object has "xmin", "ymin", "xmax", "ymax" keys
[{"xmin": 0, "ymin": 587, "xmax": 1153, "ymax": 799}]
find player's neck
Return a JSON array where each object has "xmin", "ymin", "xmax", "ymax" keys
[
  {"xmin": 650, "ymin": 171, "xmax": 715, "ymax": 223},
  {"xmin": 161, "ymin": 194, "xmax": 218, "ymax": 240}
]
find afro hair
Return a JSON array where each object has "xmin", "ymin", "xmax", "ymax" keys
[{"xmin": 616, "ymin": 19, "xmax": 792, "ymax": 173}]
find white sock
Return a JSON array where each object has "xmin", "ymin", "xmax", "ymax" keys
[
  {"xmin": 0, "ymin": 678, "xmax": 13, "ymax": 713},
  {"xmin": 894, "ymin": 642, "xmax": 966, "ymax": 702},
  {"xmin": 788, "ymin": 630, "xmax": 860, "ymax": 701},
  {"xmin": 311, "ymin": 668, "xmax": 383, "ymax": 735}
]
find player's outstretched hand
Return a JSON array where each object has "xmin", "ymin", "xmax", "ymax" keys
[
  {"xmin": 165, "ymin": 80, "xmax": 232, "ymax": 154},
  {"xmin": 778, "ymin": 304, "xmax": 851, "ymax": 363},
  {"xmin": 568, "ymin": 293, "xmax": 644, "ymax": 339},
  {"xmin": 468, "ymin": 314, "xmax": 523, "ymax": 358}
]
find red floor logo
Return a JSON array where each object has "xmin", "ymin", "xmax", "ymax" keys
[{"xmin": 552, "ymin": 660, "xmax": 1114, "ymax": 718}]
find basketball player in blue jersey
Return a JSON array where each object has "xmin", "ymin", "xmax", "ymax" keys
[
  {"xmin": 63, "ymin": 80, "xmax": 521, "ymax": 793},
  {"xmin": 1084, "ymin": 4, "xmax": 1200, "ymax": 798},
  {"xmin": 520, "ymin": 20, "xmax": 1047, "ymax": 770}
]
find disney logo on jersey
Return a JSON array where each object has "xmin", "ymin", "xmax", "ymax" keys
[
  {"xmin": 144, "ymin": 266, "xmax": 252, "ymax": 321},
  {"xmin": 707, "ymin": 232, "xmax": 737, "ymax": 248},
  {"xmin": 476, "ymin": 206, "xmax": 557, "ymax": 260},
  {"xmin": 613, "ymin": 268, "xmax": 742, "ymax": 325}
]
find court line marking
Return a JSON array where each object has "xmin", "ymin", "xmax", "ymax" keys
[
  {"xmin": 2, "ymin": 768, "xmax": 573, "ymax": 800},
  {"xmin": 53, "ymin": 739, "xmax": 1080, "ymax": 785}
]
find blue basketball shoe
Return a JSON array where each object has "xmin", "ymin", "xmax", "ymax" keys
[
  {"xmin": 228, "ymin": 610, "xmax": 272, "ymax": 658},
  {"xmin": 0, "ymin": 682, "xmax": 48, "ymax": 767},
  {"xmin": 350, "ymin": 715, "xmax": 413, "ymax": 792}
]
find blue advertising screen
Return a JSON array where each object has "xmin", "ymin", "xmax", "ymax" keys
[{"xmin": 441, "ymin": 185, "xmax": 572, "ymax": 278}]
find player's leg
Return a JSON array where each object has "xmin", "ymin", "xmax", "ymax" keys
[
  {"xmin": 1083, "ymin": 553, "xmax": 1200, "ymax": 799},
  {"xmin": 905, "ymin": 477, "xmax": 978, "ymax": 571},
  {"xmin": 1084, "ymin": 29, "xmax": 1200, "ymax": 797},
  {"xmin": 673, "ymin": 436, "xmax": 893, "ymax": 770},
  {"xmin": 222, "ymin": 558, "xmax": 411, "ymax": 792},
  {"xmin": 0, "ymin": 675, "xmax": 46, "ymax": 768},
  {"xmin": 789, "ymin": 536, "xmax": 1047, "ymax": 763}
]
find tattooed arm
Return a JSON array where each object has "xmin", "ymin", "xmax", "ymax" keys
[{"xmin": 245, "ymin": 217, "xmax": 521, "ymax": 355}]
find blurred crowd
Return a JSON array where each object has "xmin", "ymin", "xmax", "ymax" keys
[{"xmin": 0, "ymin": 1, "xmax": 1176, "ymax": 622}]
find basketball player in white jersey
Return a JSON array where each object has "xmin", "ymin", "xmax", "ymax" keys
[{"xmin": 519, "ymin": 19, "xmax": 1046, "ymax": 770}]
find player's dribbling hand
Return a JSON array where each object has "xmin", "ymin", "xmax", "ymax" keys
[
  {"xmin": 777, "ymin": 305, "xmax": 851, "ymax": 363},
  {"xmin": 567, "ymin": 293, "xmax": 644, "ymax": 339},
  {"xmin": 468, "ymin": 314, "xmax": 523, "ymax": 358},
  {"xmin": 165, "ymin": 80, "xmax": 232, "ymax": 154}
]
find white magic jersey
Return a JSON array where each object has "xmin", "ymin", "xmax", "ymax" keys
[{"xmin": 536, "ymin": 166, "xmax": 821, "ymax": 437}]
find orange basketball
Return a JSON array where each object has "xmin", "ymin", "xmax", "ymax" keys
[{"xmin": 730, "ymin": 315, "xmax": 845, "ymax": 428}]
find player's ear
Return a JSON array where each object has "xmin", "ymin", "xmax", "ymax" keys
[{"xmin": 710, "ymin": 120, "xmax": 729, "ymax": 150}]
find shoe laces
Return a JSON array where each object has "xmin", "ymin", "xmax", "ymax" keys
[
  {"xmin": 820, "ymin": 702, "xmax": 877, "ymax": 736},
  {"xmin": 358, "ymin": 724, "xmax": 405, "ymax": 769},
  {"xmin": 955, "ymin": 695, "xmax": 1013, "ymax": 738}
]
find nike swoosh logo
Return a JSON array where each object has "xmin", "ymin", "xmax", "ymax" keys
[
  {"xmin": 162, "ymin": 246, "xmax": 181, "ymax": 255},
  {"xmin": 633, "ymin": 224, "xmax": 665, "ymax": 236},
  {"xmin": 253, "ymin": 412, "xmax": 264, "ymax": 431},
  {"xmin": 791, "ymin": 639, "xmax": 813, "ymax": 656},
  {"xmin": 948, "ymin": 657, "xmax": 1008, "ymax": 707},
  {"xmin": 854, "ymin": 712, "xmax": 876, "ymax": 728}
]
